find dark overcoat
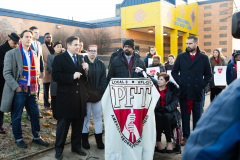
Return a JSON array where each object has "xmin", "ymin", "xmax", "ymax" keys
[
  {"xmin": 171, "ymin": 47, "xmax": 212, "ymax": 100},
  {"xmin": 107, "ymin": 52, "xmax": 146, "ymax": 83},
  {"xmin": 52, "ymin": 51, "xmax": 88, "ymax": 119},
  {"xmin": 0, "ymin": 41, "xmax": 12, "ymax": 103}
]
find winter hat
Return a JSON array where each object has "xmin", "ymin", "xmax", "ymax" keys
[
  {"xmin": 123, "ymin": 39, "xmax": 134, "ymax": 49},
  {"xmin": 8, "ymin": 33, "xmax": 20, "ymax": 43}
]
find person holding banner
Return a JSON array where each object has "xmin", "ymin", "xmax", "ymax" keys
[
  {"xmin": 227, "ymin": 53, "xmax": 240, "ymax": 85},
  {"xmin": 82, "ymin": 45, "xmax": 107, "ymax": 150},
  {"xmin": 171, "ymin": 36, "xmax": 212, "ymax": 146},
  {"xmin": 144, "ymin": 47, "xmax": 157, "ymax": 67},
  {"xmin": 107, "ymin": 39, "xmax": 146, "ymax": 82},
  {"xmin": 149, "ymin": 55, "xmax": 166, "ymax": 73},
  {"xmin": 209, "ymin": 49, "xmax": 226, "ymax": 101},
  {"xmin": 155, "ymin": 72, "xmax": 180, "ymax": 153}
]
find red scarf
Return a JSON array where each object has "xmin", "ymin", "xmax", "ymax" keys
[
  {"xmin": 189, "ymin": 50, "xmax": 198, "ymax": 61},
  {"xmin": 158, "ymin": 88, "xmax": 168, "ymax": 108},
  {"xmin": 215, "ymin": 59, "xmax": 219, "ymax": 65},
  {"xmin": 123, "ymin": 53, "xmax": 134, "ymax": 74},
  {"xmin": 234, "ymin": 63, "xmax": 237, "ymax": 79}
]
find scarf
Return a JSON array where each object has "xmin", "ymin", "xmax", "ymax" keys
[
  {"xmin": 18, "ymin": 44, "xmax": 38, "ymax": 93},
  {"xmin": 158, "ymin": 88, "xmax": 167, "ymax": 108},
  {"xmin": 234, "ymin": 62, "xmax": 237, "ymax": 79}
]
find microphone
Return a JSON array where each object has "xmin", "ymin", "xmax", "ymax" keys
[{"xmin": 81, "ymin": 57, "xmax": 88, "ymax": 77}]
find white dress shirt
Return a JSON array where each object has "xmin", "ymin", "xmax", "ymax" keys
[
  {"xmin": 23, "ymin": 49, "xmax": 31, "ymax": 86},
  {"xmin": 67, "ymin": 50, "xmax": 77, "ymax": 64}
]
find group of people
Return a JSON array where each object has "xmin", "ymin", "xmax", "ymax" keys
[{"xmin": 0, "ymin": 26, "xmax": 239, "ymax": 160}]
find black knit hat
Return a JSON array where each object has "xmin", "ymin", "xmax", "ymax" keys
[
  {"xmin": 8, "ymin": 33, "xmax": 20, "ymax": 43},
  {"xmin": 123, "ymin": 39, "xmax": 134, "ymax": 49}
]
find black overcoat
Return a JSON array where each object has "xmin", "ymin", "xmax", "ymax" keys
[
  {"xmin": 171, "ymin": 47, "xmax": 212, "ymax": 100},
  {"xmin": 0, "ymin": 41, "xmax": 12, "ymax": 103},
  {"xmin": 107, "ymin": 52, "xmax": 146, "ymax": 83},
  {"xmin": 52, "ymin": 51, "xmax": 88, "ymax": 119}
]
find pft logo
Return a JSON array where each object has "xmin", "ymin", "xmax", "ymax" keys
[{"xmin": 109, "ymin": 79, "xmax": 153, "ymax": 147}]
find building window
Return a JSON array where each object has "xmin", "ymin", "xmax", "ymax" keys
[
  {"xmin": 219, "ymin": 34, "xmax": 227, "ymax": 37},
  {"xmin": 204, "ymin": 13, "xmax": 212, "ymax": 17},
  {"xmin": 220, "ymin": 3, "xmax": 228, "ymax": 8},
  {"xmin": 219, "ymin": 18, "xmax": 227, "ymax": 22},
  {"xmin": 204, "ymin": 20, "xmax": 211, "ymax": 24},
  {"xmin": 205, "ymin": 49, "xmax": 211, "ymax": 53},
  {"xmin": 222, "ymin": 48, "xmax": 227, "ymax": 52},
  {"xmin": 219, "ymin": 41, "xmax": 227, "ymax": 45},
  {"xmin": 219, "ymin": 26, "xmax": 227, "ymax": 30},
  {"xmin": 220, "ymin": 10, "xmax": 228, "ymax": 15},
  {"xmin": 204, "ymin": 5, "xmax": 212, "ymax": 10},
  {"xmin": 204, "ymin": 35, "xmax": 211, "ymax": 39},
  {"xmin": 204, "ymin": 27, "xmax": 211, "ymax": 31},
  {"xmin": 204, "ymin": 42, "xmax": 211, "ymax": 46}
]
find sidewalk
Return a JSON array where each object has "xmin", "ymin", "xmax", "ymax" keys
[{"xmin": 29, "ymin": 94, "xmax": 211, "ymax": 160}]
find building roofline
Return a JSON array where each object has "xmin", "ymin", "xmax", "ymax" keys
[
  {"xmin": 197, "ymin": 0, "xmax": 228, "ymax": 5},
  {"xmin": 0, "ymin": 8, "xmax": 121, "ymax": 28}
]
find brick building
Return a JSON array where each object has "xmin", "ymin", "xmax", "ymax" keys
[{"xmin": 0, "ymin": 0, "xmax": 239, "ymax": 63}]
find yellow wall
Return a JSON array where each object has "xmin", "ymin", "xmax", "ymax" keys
[{"xmin": 121, "ymin": 1, "xmax": 198, "ymax": 62}]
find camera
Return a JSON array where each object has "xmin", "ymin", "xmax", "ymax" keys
[{"xmin": 232, "ymin": 11, "xmax": 240, "ymax": 39}]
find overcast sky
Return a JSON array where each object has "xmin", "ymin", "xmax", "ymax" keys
[
  {"xmin": 0, "ymin": 0, "xmax": 124, "ymax": 22},
  {"xmin": 1, "ymin": 0, "xmax": 239, "ymax": 22}
]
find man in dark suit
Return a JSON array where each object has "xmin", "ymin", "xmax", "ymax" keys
[
  {"xmin": 171, "ymin": 36, "xmax": 211, "ymax": 146},
  {"xmin": 52, "ymin": 36, "xmax": 89, "ymax": 160}
]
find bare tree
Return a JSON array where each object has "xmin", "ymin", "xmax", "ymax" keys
[
  {"xmin": 73, "ymin": 28, "xmax": 110, "ymax": 55},
  {"xmin": 0, "ymin": 19, "xmax": 16, "ymax": 44},
  {"xmin": 52, "ymin": 29, "xmax": 70, "ymax": 48}
]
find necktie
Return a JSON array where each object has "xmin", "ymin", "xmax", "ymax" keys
[{"xmin": 72, "ymin": 55, "xmax": 77, "ymax": 67}]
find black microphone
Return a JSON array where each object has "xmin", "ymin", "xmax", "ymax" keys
[{"xmin": 81, "ymin": 57, "xmax": 88, "ymax": 77}]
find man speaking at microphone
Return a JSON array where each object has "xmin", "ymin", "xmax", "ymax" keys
[{"xmin": 52, "ymin": 36, "xmax": 89, "ymax": 160}]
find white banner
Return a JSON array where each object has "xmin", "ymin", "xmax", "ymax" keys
[
  {"xmin": 237, "ymin": 61, "xmax": 240, "ymax": 79},
  {"xmin": 148, "ymin": 58, "xmax": 153, "ymax": 67},
  {"xmin": 102, "ymin": 78, "xmax": 160, "ymax": 160},
  {"xmin": 146, "ymin": 67, "xmax": 160, "ymax": 80},
  {"xmin": 214, "ymin": 66, "xmax": 227, "ymax": 86}
]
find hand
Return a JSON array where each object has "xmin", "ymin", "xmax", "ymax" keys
[
  {"xmin": 40, "ymin": 72, "xmax": 44, "ymax": 79},
  {"xmin": 135, "ymin": 67, "xmax": 143, "ymax": 73},
  {"xmin": 15, "ymin": 87, "xmax": 22, "ymax": 92},
  {"xmin": 61, "ymin": 48, "xmax": 66, "ymax": 52},
  {"xmin": 125, "ymin": 113, "xmax": 136, "ymax": 131},
  {"xmin": 82, "ymin": 63, "xmax": 89, "ymax": 72},
  {"xmin": 73, "ymin": 72, "xmax": 82, "ymax": 80}
]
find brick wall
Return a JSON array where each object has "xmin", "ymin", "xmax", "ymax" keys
[{"xmin": 198, "ymin": 1, "xmax": 233, "ymax": 58}]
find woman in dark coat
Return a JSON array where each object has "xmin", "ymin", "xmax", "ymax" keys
[
  {"xmin": 149, "ymin": 55, "xmax": 166, "ymax": 73},
  {"xmin": 144, "ymin": 47, "xmax": 157, "ymax": 67},
  {"xmin": 82, "ymin": 45, "xmax": 107, "ymax": 150},
  {"xmin": 47, "ymin": 41, "xmax": 63, "ymax": 119},
  {"xmin": 209, "ymin": 49, "xmax": 226, "ymax": 101},
  {"xmin": 155, "ymin": 72, "xmax": 180, "ymax": 153}
]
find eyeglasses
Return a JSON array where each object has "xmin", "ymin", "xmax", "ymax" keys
[{"xmin": 89, "ymin": 50, "xmax": 97, "ymax": 53}]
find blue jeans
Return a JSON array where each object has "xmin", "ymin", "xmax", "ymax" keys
[
  {"xmin": 11, "ymin": 91, "xmax": 40, "ymax": 141},
  {"xmin": 179, "ymin": 99, "xmax": 203, "ymax": 139}
]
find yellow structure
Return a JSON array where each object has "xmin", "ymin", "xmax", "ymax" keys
[{"xmin": 121, "ymin": 1, "xmax": 198, "ymax": 62}]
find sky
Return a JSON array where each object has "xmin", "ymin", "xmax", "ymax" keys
[
  {"xmin": 0, "ymin": 0, "xmax": 124, "ymax": 22},
  {"xmin": 1, "ymin": 0, "xmax": 239, "ymax": 22}
]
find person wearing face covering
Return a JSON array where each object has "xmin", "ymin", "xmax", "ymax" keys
[{"xmin": 107, "ymin": 39, "xmax": 146, "ymax": 83}]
